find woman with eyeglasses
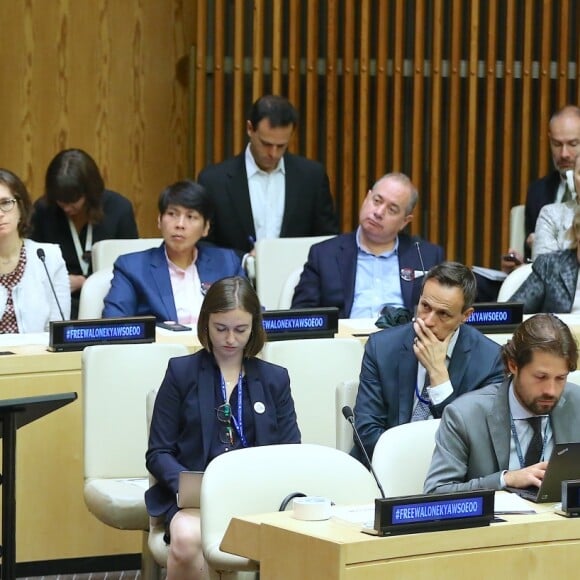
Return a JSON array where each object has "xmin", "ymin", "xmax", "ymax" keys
[
  {"xmin": 30, "ymin": 148, "xmax": 138, "ymax": 318},
  {"xmin": 102, "ymin": 180, "xmax": 244, "ymax": 325},
  {"xmin": 0, "ymin": 169, "xmax": 70, "ymax": 332},
  {"xmin": 146, "ymin": 276, "xmax": 301, "ymax": 579}
]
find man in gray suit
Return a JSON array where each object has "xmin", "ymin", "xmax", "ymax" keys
[{"xmin": 424, "ymin": 313, "xmax": 580, "ymax": 494}]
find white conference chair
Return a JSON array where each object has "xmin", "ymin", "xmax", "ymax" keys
[
  {"xmin": 200, "ymin": 444, "xmax": 378, "ymax": 577},
  {"xmin": 262, "ymin": 338, "xmax": 364, "ymax": 448},
  {"xmin": 78, "ymin": 268, "xmax": 114, "ymax": 319},
  {"xmin": 82, "ymin": 343, "xmax": 189, "ymax": 580},
  {"xmin": 91, "ymin": 238, "xmax": 163, "ymax": 271},
  {"xmin": 254, "ymin": 236, "xmax": 334, "ymax": 309},
  {"xmin": 371, "ymin": 419, "xmax": 441, "ymax": 497},
  {"xmin": 335, "ymin": 379, "xmax": 359, "ymax": 453},
  {"xmin": 278, "ymin": 267, "xmax": 302, "ymax": 309},
  {"xmin": 509, "ymin": 205, "xmax": 526, "ymax": 257},
  {"xmin": 497, "ymin": 262, "xmax": 534, "ymax": 302}
]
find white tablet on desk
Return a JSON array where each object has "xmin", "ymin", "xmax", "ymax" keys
[{"xmin": 177, "ymin": 470, "xmax": 204, "ymax": 509}]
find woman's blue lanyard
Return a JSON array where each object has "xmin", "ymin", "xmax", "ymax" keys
[
  {"xmin": 220, "ymin": 371, "xmax": 248, "ymax": 448},
  {"xmin": 509, "ymin": 414, "xmax": 549, "ymax": 468}
]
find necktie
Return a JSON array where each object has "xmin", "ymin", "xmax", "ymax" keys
[
  {"xmin": 411, "ymin": 374, "xmax": 431, "ymax": 422},
  {"xmin": 562, "ymin": 181, "xmax": 573, "ymax": 203},
  {"xmin": 524, "ymin": 417, "xmax": 543, "ymax": 466}
]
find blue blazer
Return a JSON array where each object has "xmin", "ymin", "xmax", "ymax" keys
[
  {"xmin": 352, "ymin": 322, "xmax": 505, "ymax": 461},
  {"xmin": 510, "ymin": 249, "xmax": 579, "ymax": 313},
  {"xmin": 145, "ymin": 350, "xmax": 301, "ymax": 518},
  {"xmin": 198, "ymin": 152, "xmax": 339, "ymax": 253},
  {"xmin": 102, "ymin": 242, "xmax": 244, "ymax": 321},
  {"xmin": 290, "ymin": 232, "xmax": 445, "ymax": 317}
]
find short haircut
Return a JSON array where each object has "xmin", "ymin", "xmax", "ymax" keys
[
  {"xmin": 502, "ymin": 313, "xmax": 578, "ymax": 373},
  {"xmin": 372, "ymin": 172, "xmax": 419, "ymax": 214},
  {"xmin": 423, "ymin": 261, "xmax": 477, "ymax": 311},
  {"xmin": 0, "ymin": 168, "xmax": 33, "ymax": 238},
  {"xmin": 157, "ymin": 180, "xmax": 215, "ymax": 224},
  {"xmin": 549, "ymin": 104, "xmax": 580, "ymax": 125},
  {"xmin": 45, "ymin": 149, "xmax": 105, "ymax": 223},
  {"xmin": 248, "ymin": 95, "xmax": 299, "ymax": 130},
  {"xmin": 197, "ymin": 276, "xmax": 266, "ymax": 357}
]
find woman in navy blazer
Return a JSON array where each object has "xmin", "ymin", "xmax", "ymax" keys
[
  {"xmin": 102, "ymin": 180, "xmax": 244, "ymax": 324},
  {"xmin": 146, "ymin": 276, "xmax": 301, "ymax": 579}
]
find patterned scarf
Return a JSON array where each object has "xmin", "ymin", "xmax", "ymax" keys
[{"xmin": 0, "ymin": 245, "xmax": 27, "ymax": 333}]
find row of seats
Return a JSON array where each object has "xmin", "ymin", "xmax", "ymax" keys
[{"xmin": 81, "ymin": 340, "xmax": 440, "ymax": 577}]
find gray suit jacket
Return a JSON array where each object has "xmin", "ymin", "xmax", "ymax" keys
[
  {"xmin": 424, "ymin": 380, "xmax": 580, "ymax": 493},
  {"xmin": 509, "ymin": 250, "xmax": 578, "ymax": 313}
]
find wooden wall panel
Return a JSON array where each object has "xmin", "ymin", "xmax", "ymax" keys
[{"xmin": 0, "ymin": 0, "xmax": 194, "ymax": 238}]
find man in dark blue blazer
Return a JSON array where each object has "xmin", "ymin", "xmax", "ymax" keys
[
  {"xmin": 352, "ymin": 262, "xmax": 504, "ymax": 463},
  {"xmin": 102, "ymin": 242, "xmax": 244, "ymax": 322},
  {"xmin": 198, "ymin": 95, "xmax": 339, "ymax": 254},
  {"xmin": 291, "ymin": 173, "xmax": 444, "ymax": 318}
]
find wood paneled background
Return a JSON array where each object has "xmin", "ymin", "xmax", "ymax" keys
[
  {"xmin": 0, "ymin": 0, "xmax": 195, "ymax": 238},
  {"xmin": 1, "ymin": 1, "xmax": 579, "ymax": 266}
]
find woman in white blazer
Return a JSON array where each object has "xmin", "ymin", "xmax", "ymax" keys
[{"xmin": 0, "ymin": 169, "xmax": 70, "ymax": 333}]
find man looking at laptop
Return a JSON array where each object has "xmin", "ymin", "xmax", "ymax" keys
[{"xmin": 424, "ymin": 313, "xmax": 580, "ymax": 494}]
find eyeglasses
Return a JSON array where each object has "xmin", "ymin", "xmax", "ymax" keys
[
  {"xmin": 216, "ymin": 403, "xmax": 235, "ymax": 446},
  {"xmin": 0, "ymin": 199, "xmax": 17, "ymax": 213}
]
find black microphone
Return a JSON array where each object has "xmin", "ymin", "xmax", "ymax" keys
[
  {"xmin": 342, "ymin": 406, "xmax": 386, "ymax": 499},
  {"xmin": 37, "ymin": 248, "xmax": 65, "ymax": 320},
  {"xmin": 415, "ymin": 240, "xmax": 427, "ymax": 275}
]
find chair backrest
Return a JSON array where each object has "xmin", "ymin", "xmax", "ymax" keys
[
  {"xmin": 261, "ymin": 338, "xmax": 364, "ymax": 448},
  {"xmin": 78, "ymin": 268, "xmax": 114, "ymax": 319},
  {"xmin": 497, "ymin": 262, "xmax": 534, "ymax": 302},
  {"xmin": 200, "ymin": 443, "xmax": 378, "ymax": 572},
  {"xmin": 277, "ymin": 267, "xmax": 303, "ymax": 309},
  {"xmin": 509, "ymin": 204, "xmax": 525, "ymax": 257},
  {"xmin": 371, "ymin": 419, "xmax": 441, "ymax": 497},
  {"xmin": 255, "ymin": 236, "xmax": 334, "ymax": 309},
  {"xmin": 92, "ymin": 238, "xmax": 163, "ymax": 271},
  {"xmin": 335, "ymin": 380, "xmax": 359, "ymax": 452},
  {"xmin": 83, "ymin": 343, "xmax": 189, "ymax": 479}
]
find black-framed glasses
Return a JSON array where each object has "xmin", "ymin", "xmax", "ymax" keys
[
  {"xmin": 0, "ymin": 199, "xmax": 17, "ymax": 213},
  {"xmin": 217, "ymin": 403, "xmax": 235, "ymax": 445}
]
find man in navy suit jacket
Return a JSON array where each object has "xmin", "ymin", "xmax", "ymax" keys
[
  {"xmin": 198, "ymin": 95, "xmax": 339, "ymax": 254},
  {"xmin": 291, "ymin": 173, "xmax": 444, "ymax": 318},
  {"xmin": 352, "ymin": 262, "xmax": 504, "ymax": 463}
]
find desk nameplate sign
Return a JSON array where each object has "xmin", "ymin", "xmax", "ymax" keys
[
  {"xmin": 465, "ymin": 302, "xmax": 523, "ymax": 334},
  {"xmin": 49, "ymin": 316, "xmax": 156, "ymax": 352},
  {"xmin": 262, "ymin": 307, "xmax": 339, "ymax": 341},
  {"xmin": 369, "ymin": 489, "xmax": 495, "ymax": 536}
]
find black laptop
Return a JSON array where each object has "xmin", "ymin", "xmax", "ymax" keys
[{"xmin": 507, "ymin": 442, "xmax": 580, "ymax": 503}]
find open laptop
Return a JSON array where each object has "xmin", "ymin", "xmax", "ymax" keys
[
  {"xmin": 507, "ymin": 442, "xmax": 580, "ymax": 503},
  {"xmin": 177, "ymin": 471, "xmax": 204, "ymax": 509}
]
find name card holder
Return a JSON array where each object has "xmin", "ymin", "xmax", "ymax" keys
[
  {"xmin": 368, "ymin": 489, "xmax": 495, "ymax": 536},
  {"xmin": 262, "ymin": 307, "xmax": 339, "ymax": 341},
  {"xmin": 466, "ymin": 302, "xmax": 524, "ymax": 333},
  {"xmin": 49, "ymin": 316, "xmax": 157, "ymax": 352}
]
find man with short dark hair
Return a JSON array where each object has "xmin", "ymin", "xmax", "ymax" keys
[
  {"xmin": 197, "ymin": 95, "xmax": 339, "ymax": 254},
  {"xmin": 352, "ymin": 262, "xmax": 504, "ymax": 462},
  {"xmin": 424, "ymin": 313, "xmax": 580, "ymax": 494}
]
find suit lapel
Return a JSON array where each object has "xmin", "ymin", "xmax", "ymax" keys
[
  {"xmin": 280, "ymin": 154, "xmax": 297, "ymax": 236},
  {"xmin": 486, "ymin": 380, "xmax": 511, "ymax": 469},
  {"xmin": 340, "ymin": 233, "xmax": 358, "ymax": 316},
  {"xmin": 397, "ymin": 234, "xmax": 414, "ymax": 308},
  {"xmin": 398, "ymin": 329, "xmax": 419, "ymax": 423},
  {"xmin": 243, "ymin": 359, "xmax": 269, "ymax": 443},
  {"xmin": 150, "ymin": 246, "xmax": 178, "ymax": 321},
  {"xmin": 197, "ymin": 354, "xmax": 218, "ymax": 463},
  {"xmin": 226, "ymin": 155, "xmax": 256, "ymax": 239},
  {"xmin": 447, "ymin": 325, "xmax": 471, "ymax": 389}
]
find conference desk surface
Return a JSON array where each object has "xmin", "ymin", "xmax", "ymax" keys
[{"xmin": 221, "ymin": 500, "xmax": 580, "ymax": 579}]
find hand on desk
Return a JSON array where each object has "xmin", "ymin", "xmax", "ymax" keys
[{"xmin": 504, "ymin": 461, "xmax": 548, "ymax": 489}]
